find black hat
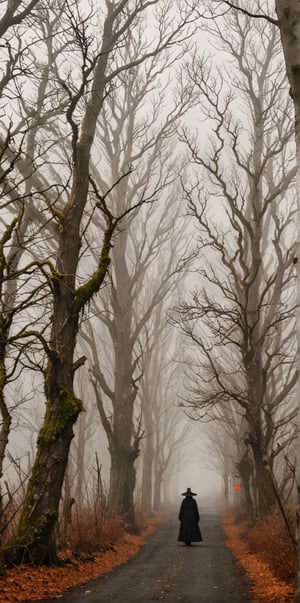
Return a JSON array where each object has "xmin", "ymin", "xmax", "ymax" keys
[{"xmin": 181, "ymin": 487, "xmax": 197, "ymax": 496}]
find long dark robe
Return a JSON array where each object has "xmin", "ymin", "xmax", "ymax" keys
[{"xmin": 178, "ymin": 495, "xmax": 203, "ymax": 543}]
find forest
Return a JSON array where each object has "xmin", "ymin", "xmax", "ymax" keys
[{"xmin": 0, "ymin": 0, "xmax": 299, "ymax": 599}]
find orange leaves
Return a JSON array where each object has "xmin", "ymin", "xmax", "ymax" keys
[
  {"xmin": 0, "ymin": 545, "xmax": 134, "ymax": 602},
  {"xmin": 222, "ymin": 514, "xmax": 295, "ymax": 603},
  {"xmin": 0, "ymin": 525, "xmax": 157, "ymax": 602}
]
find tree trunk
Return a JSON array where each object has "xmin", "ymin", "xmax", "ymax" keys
[
  {"xmin": 275, "ymin": 3, "xmax": 300, "ymax": 600},
  {"xmin": 12, "ymin": 208, "xmax": 84, "ymax": 562},
  {"xmin": 244, "ymin": 363, "xmax": 276, "ymax": 515},
  {"xmin": 248, "ymin": 434, "xmax": 276, "ymax": 517},
  {"xmin": 237, "ymin": 455, "xmax": 254, "ymax": 519},
  {"xmin": 74, "ymin": 413, "xmax": 86, "ymax": 508},
  {"xmin": 11, "ymin": 28, "xmax": 113, "ymax": 563},
  {"xmin": 153, "ymin": 469, "xmax": 163, "ymax": 510},
  {"xmin": 0, "ymin": 349, "xmax": 10, "ymax": 575},
  {"xmin": 60, "ymin": 467, "xmax": 74, "ymax": 549},
  {"xmin": 108, "ymin": 437, "xmax": 139, "ymax": 532},
  {"xmin": 276, "ymin": 0, "xmax": 300, "ymax": 163},
  {"xmin": 140, "ymin": 440, "xmax": 154, "ymax": 514},
  {"xmin": 106, "ymin": 229, "xmax": 141, "ymax": 530},
  {"xmin": 14, "ymin": 378, "xmax": 82, "ymax": 564},
  {"xmin": 140, "ymin": 403, "xmax": 154, "ymax": 513},
  {"xmin": 223, "ymin": 475, "xmax": 229, "ymax": 504}
]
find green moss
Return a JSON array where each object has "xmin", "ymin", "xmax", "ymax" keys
[
  {"xmin": 26, "ymin": 453, "xmax": 47, "ymax": 495},
  {"xmin": 73, "ymin": 226, "xmax": 113, "ymax": 313},
  {"xmin": 39, "ymin": 387, "xmax": 83, "ymax": 444},
  {"xmin": 9, "ymin": 509, "xmax": 59, "ymax": 566},
  {"xmin": 18, "ymin": 509, "xmax": 57, "ymax": 543},
  {"xmin": 58, "ymin": 385, "xmax": 83, "ymax": 416},
  {"xmin": 74, "ymin": 256, "xmax": 111, "ymax": 310}
]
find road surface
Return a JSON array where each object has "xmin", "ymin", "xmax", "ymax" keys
[{"xmin": 29, "ymin": 510, "xmax": 252, "ymax": 603}]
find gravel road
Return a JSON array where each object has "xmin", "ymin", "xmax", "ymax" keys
[{"xmin": 30, "ymin": 510, "xmax": 252, "ymax": 603}]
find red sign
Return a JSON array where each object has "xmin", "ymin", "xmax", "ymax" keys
[{"xmin": 234, "ymin": 483, "xmax": 241, "ymax": 490}]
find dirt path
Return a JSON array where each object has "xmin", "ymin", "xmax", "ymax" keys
[{"xmin": 28, "ymin": 510, "xmax": 252, "ymax": 603}]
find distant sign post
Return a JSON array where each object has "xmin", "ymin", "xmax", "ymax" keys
[{"xmin": 234, "ymin": 483, "xmax": 241, "ymax": 491}]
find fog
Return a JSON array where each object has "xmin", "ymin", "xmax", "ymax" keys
[
  {"xmin": 0, "ymin": 2, "xmax": 297, "ymax": 565},
  {"xmin": 171, "ymin": 465, "xmax": 223, "ymax": 509}
]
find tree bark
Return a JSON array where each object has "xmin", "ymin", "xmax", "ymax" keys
[
  {"xmin": 140, "ymin": 408, "xmax": 155, "ymax": 514},
  {"xmin": 0, "ymin": 348, "xmax": 11, "ymax": 575},
  {"xmin": 276, "ymin": 0, "xmax": 300, "ymax": 165},
  {"xmin": 275, "ymin": 3, "xmax": 300, "ymax": 599},
  {"xmin": 153, "ymin": 467, "xmax": 164, "ymax": 510},
  {"xmin": 108, "ymin": 436, "xmax": 139, "ymax": 531},
  {"xmin": 11, "ymin": 5, "xmax": 115, "ymax": 564},
  {"xmin": 107, "ymin": 248, "xmax": 140, "ymax": 530},
  {"xmin": 247, "ymin": 432, "xmax": 275, "ymax": 516},
  {"xmin": 237, "ymin": 454, "xmax": 254, "ymax": 519}
]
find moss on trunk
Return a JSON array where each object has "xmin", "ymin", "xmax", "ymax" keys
[{"xmin": 9, "ymin": 386, "xmax": 82, "ymax": 566}]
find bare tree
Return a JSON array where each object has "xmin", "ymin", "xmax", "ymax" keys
[
  {"xmin": 0, "ymin": 0, "xmax": 63, "ymax": 573},
  {"xmin": 208, "ymin": 1, "xmax": 300, "ymax": 598},
  {"xmin": 172, "ymin": 10, "xmax": 297, "ymax": 522},
  {"xmin": 82, "ymin": 197, "xmax": 191, "ymax": 529},
  {"xmin": 215, "ymin": 0, "xmax": 300, "ymax": 165},
  {"xmin": 0, "ymin": 0, "xmax": 199, "ymax": 564},
  {"xmin": 274, "ymin": 4, "xmax": 300, "ymax": 598},
  {"xmin": 192, "ymin": 408, "xmax": 253, "ymax": 510},
  {"xmin": 138, "ymin": 302, "xmax": 191, "ymax": 512},
  {"xmin": 0, "ymin": 0, "xmax": 40, "ymax": 38},
  {"xmin": 73, "ymin": 24, "xmax": 196, "ymax": 530}
]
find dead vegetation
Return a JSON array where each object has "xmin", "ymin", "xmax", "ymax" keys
[
  {"xmin": 222, "ymin": 509, "xmax": 296, "ymax": 603},
  {"xmin": 0, "ymin": 508, "xmax": 296, "ymax": 602},
  {"xmin": 0, "ymin": 510, "xmax": 159, "ymax": 602}
]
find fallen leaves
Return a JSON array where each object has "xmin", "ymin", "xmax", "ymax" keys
[
  {"xmin": 0, "ymin": 519, "xmax": 159, "ymax": 603},
  {"xmin": 1, "ymin": 513, "xmax": 294, "ymax": 603},
  {"xmin": 222, "ymin": 515, "xmax": 295, "ymax": 603}
]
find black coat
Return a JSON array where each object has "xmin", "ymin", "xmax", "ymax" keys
[{"xmin": 178, "ymin": 496, "xmax": 203, "ymax": 543}]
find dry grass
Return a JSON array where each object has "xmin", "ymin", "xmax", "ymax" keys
[
  {"xmin": 2, "ymin": 503, "xmax": 296, "ymax": 603},
  {"xmin": 222, "ymin": 509, "xmax": 296, "ymax": 603},
  {"xmin": 67, "ymin": 505, "xmax": 125, "ymax": 553},
  {"xmin": 0, "ymin": 513, "xmax": 160, "ymax": 602},
  {"xmin": 246, "ymin": 510, "xmax": 296, "ymax": 583}
]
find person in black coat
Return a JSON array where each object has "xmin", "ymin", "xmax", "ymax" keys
[{"xmin": 178, "ymin": 487, "xmax": 203, "ymax": 546}]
